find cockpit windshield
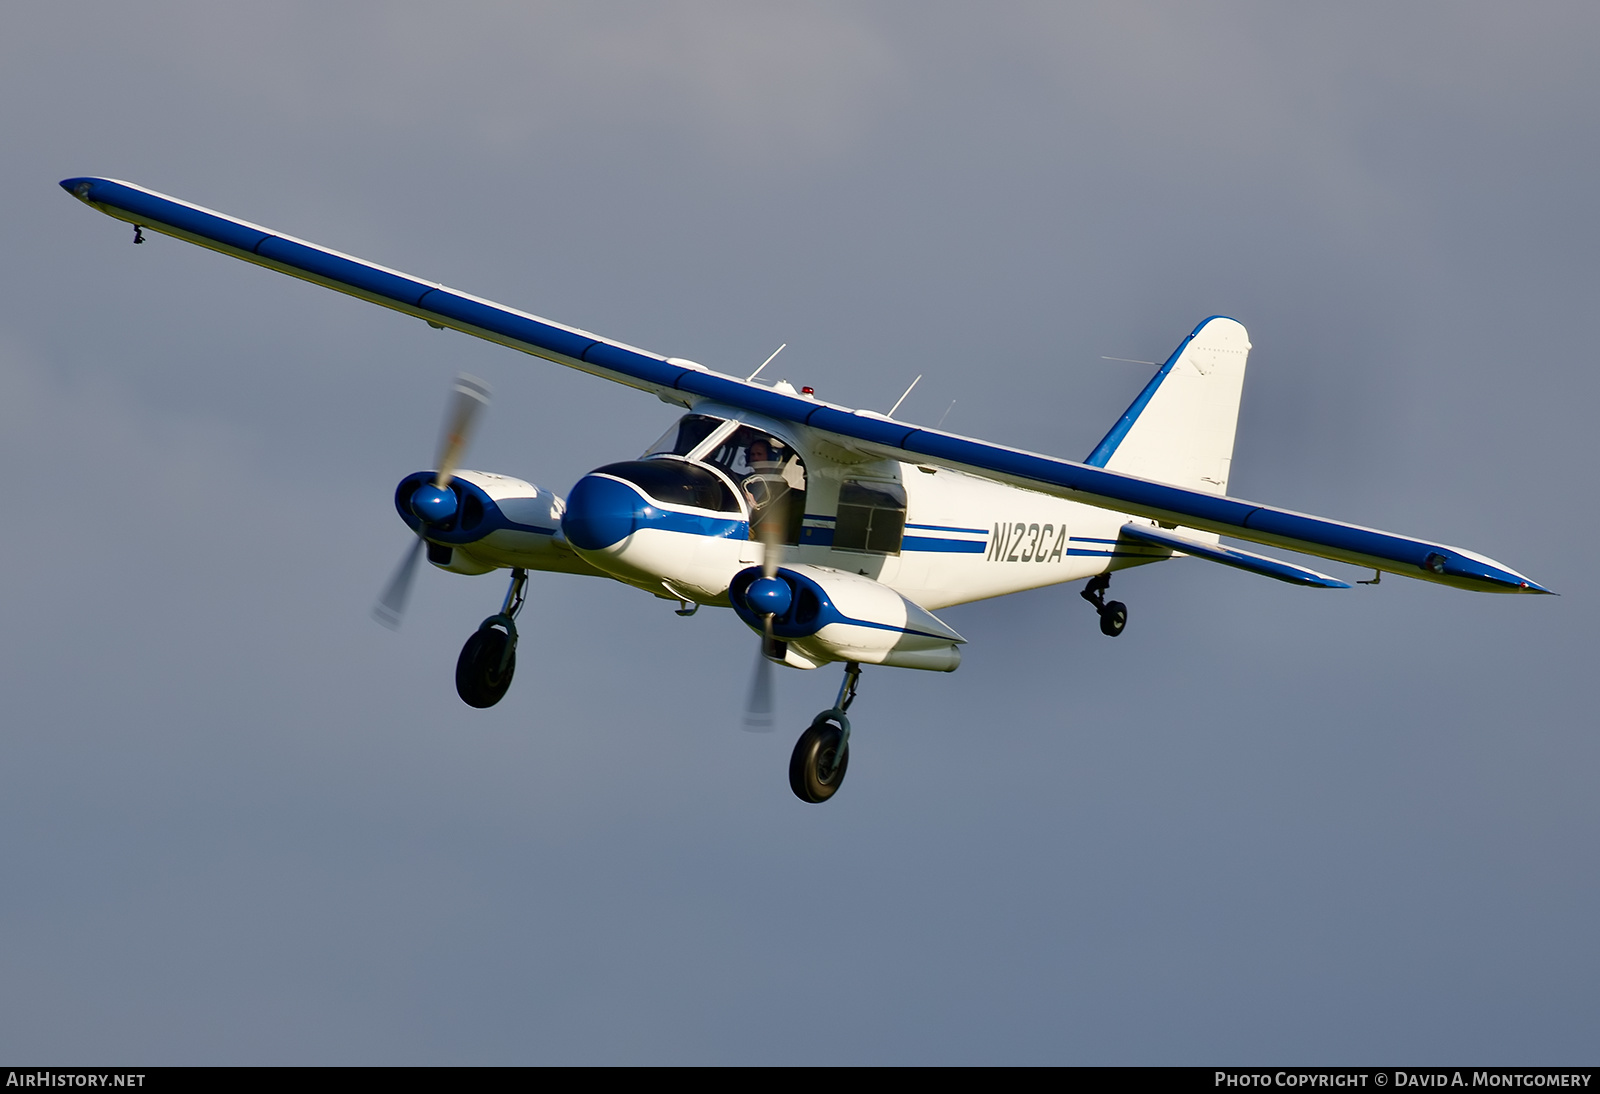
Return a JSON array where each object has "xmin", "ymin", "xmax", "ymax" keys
[
  {"xmin": 643, "ymin": 414, "xmax": 725, "ymax": 459},
  {"xmin": 640, "ymin": 415, "xmax": 808, "ymax": 543}
]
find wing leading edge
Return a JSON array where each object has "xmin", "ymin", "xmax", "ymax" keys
[{"xmin": 61, "ymin": 177, "xmax": 1548, "ymax": 595}]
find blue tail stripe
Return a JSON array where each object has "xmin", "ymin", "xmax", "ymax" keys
[{"xmin": 1082, "ymin": 317, "xmax": 1234, "ymax": 468}]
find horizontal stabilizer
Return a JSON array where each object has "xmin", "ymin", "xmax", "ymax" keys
[{"xmin": 1120, "ymin": 523, "xmax": 1351, "ymax": 588}]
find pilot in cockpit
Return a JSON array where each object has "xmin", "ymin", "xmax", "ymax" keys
[
  {"xmin": 746, "ymin": 438, "xmax": 777, "ymax": 469},
  {"xmin": 708, "ymin": 430, "xmax": 805, "ymax": 542},
  {"xmin": 740, "ymin": 436, "xmax": 799, "ymax": 511},
  {"xmin": 743, "ymin": 438, "xmax": 778, "ymax": 497}
]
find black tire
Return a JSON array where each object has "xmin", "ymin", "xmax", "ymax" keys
[
  {"xmin": 456, "ymin": 627, "xmax": 516, "ymax": 708},
  {"xmin": 789, "ymin": 718, "xmax": 850, "ymax": 803},
  {"xmin": 1099, "ymin": 600, "xmax": 1127, "ymax": 637}
]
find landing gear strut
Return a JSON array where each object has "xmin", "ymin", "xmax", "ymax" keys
[
  {"xmin": 1081, "ymin": 574, "xmax": 1127, "ymax": 637},
  {"xmin": 457, "ymin": 568, "xmax": 527, "ymax": 708},
  {"xmin": 790, "ymin": 662, "xmax": 859, "ymax": 804}
]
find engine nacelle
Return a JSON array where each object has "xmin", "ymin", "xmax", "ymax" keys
[
  {"xmin": 394, "ymin": 469, "xmax": 588, "ymax": 576},
  {"xmin": 729, "ymin": 563, "xmax": 964, "ymax": 672}
]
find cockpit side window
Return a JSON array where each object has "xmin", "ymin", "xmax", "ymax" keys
[
  {"xmin": 643, "ymin": 414, "xmax": 726, "ymax": 459},
  {"xmin": 703, "ymin": 426, "xmax": 808, "ymax": 544}
]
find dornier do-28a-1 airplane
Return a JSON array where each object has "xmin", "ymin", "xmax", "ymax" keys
[{"xmin": 60, "ymin": 177, "xmax": 1551, "ymax": 804}]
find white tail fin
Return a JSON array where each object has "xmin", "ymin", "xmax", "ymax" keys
[{"xmin": 1085, "ymin": 316, "xmax": 1251, "ymax": 496}]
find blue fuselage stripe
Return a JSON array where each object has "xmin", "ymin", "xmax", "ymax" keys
[
  {"xmin": 906, "ymin": 522, "xmax": 989, "ymax": 534},
  {"xmin": 1065, "ymin": 547, "xmax": 1164, "ymax": 558},
  {"xmin": 902, "ymin": 536, "xmax": 986, "ymax": 553}
]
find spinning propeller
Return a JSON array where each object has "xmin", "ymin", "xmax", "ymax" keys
[
  {"xmin": 742, "ymin": 482, "xmax": 793, "ymax": 729},
  {"xmin": 372, "ymin": 375, "xmax": 492, "ymax": 629}
]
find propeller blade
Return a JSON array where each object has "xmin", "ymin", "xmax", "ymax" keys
[
  {"xmin": 742, "ymin": 619, "xmax": 777, "ymax": 730},
  {"xmin": 755, "ymin": 469, "xmax": 790, "ymax": 580},
  {"xmin": 744, "ymin": 457, "xmax": 799, "ymax": 727},
  {"xmin": 434, "ymin": 374, "xmax": 491, "ymax": 488},
  {"xmin": 372, "ymin": 535, "xmax": 425, "ymax": 630}
]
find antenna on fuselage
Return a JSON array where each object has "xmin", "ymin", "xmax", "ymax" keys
[
  {"xmin": 1101, "ymin": 356, "xmax": 1157, "ymax": 366},
  {"xmin": 746, "ymin": 343, "xmax": 787, "ymax": 383},
  {"xmin": 937, "ymin": 400, "xmax": 957, "ymax": 429},
  {"xmin": 886, "ymin": 374, "xmax": 922, "ymax": 419}
]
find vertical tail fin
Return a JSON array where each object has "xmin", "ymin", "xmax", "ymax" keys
[{"xmin": 1085, "ymin": 316, "xmax": 1251, "ymax": 496}]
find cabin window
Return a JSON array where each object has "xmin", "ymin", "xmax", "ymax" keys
[
  {"xmin": 643, "ymin": 414, "xmax": 725, "ymax": 459},
  {"xmin": 833, "ymin": 481, "xmax": 906, "ymax": 554}
]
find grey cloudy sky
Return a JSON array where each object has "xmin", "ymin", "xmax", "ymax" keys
[{"xmin": 1, "ymin": 2, "xmax": 1595, "ymax": 1064}]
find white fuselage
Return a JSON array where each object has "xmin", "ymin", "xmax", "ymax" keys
[{"xmin": 439, "ymin": 403, "xmax": 1170, "ymax": 616}]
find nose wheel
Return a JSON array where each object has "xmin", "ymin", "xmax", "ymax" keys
[
  {"xmin": 456, "ymin": 568, "xmax": 527, "ymax": 708},
  {"xmin": 1081, "ymin": 574, "xmax": 1127, "ymax": 637},
  {"xmin": 790, "ymin": 663, "xmax": 859, "ymax": 803}
]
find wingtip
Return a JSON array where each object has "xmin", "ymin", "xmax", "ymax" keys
[
  {"xmin": 1503, "ymin": 570, "xmax": 1555, "ymax": 595},
  {"xmin": 1501, "ymin": 576, "xmax": 1555, "ymax": 595},
  {"xmin": 60, "ymin": 177, "xmax": 98, "ymax": 203}
]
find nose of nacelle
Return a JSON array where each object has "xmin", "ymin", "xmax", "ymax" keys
[
  {"xmin": 409, "ymin": 482, "xmax": 458, "ymax": 524},
  {"xmin": 746, "ymin": 575, "xmax": 793, "ymax": 617},
  {"xmin": 395, "ymin": 472, "xmax": 478, "ymax": 536},
  {"xmin": 562, "ymin": 473, "xmax": 653, "ymax": 551}
]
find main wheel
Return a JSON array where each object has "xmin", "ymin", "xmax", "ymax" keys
[
  {"xmin": 456, "ymin": 627, "xmax": 516, "ymax": 708},
  {"xmin": 789, "ymin": 717, "xmax": 850, "ymax": 803},
  {"xmin": 1099, "ymin": 600, "xmax": 1127, "ymax": 637}
]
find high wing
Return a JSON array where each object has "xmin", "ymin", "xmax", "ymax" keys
[{"xmin": 61, "ymin": 177, "xmax": 1548, "ymax": 595}]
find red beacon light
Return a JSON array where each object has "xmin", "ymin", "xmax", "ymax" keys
[{"xmin": 801, "ymin": 386, "xmax": 815, "ymax": 397}]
